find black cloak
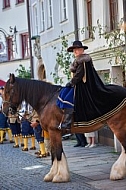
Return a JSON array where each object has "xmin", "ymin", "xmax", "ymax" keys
[{"xmin": 70, "ymin": 54, "xmax": 126, "ymax": 126}]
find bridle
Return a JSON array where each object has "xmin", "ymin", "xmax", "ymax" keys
[
  {"xmin": 2, "ymin": 100, "xmax": 18, "ymax": 115},
  {"xmin": 2, "ymin": 83, "xmax": 18, "ymax": 115}
]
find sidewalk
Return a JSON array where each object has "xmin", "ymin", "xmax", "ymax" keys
[{"xmin": 28, "ymin": 138, "xmax": 126, "ymax": 190}]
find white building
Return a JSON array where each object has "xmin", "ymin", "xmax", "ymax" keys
[
  {"xmin": 29, "ymin": 0, "xmax": 125, "ymax": 150},
  {"xmin": 0, "ymin": 0, "xmax": 125, "ymax": 150},
  {"xmin": 0, "ymin": 0, "xmax": 32, "ymax": 81},
  {"xmin": 29, "ymin": 0, "xmax": 125, "ymax": 86}
]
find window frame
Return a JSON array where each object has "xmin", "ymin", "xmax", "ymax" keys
[
  {"xmin": 33, "ymin": 4, "xmax": 39, "ymax": 35},
  {"xmin": 47, "ymin": 0, "xmax": 53, "ymax": 29},
  {"xmin": 16, "ymin": 0, "xmax": 24, "ymax": 4},
  {"xmin": 3, "ymin": 0, "xmax": 10, "ymax": 9},
  {"xmin": 87, "ymin": 0, "xmax": 92, "ymax": 38},
  {"xmin": 60, "ymin": 0, "xmax": 67, "ymax": 23},
  {"xmin": 40, "ymin": 0, "xmax": 45, "ymax": 32},
  {"xmin": 109, "ymin": 0, "xmax": 118, "ymax": 31},
  {"xmin": 21, "ymin": 33, "xmax": 30, "ymax": 59},
  {"xmin": 7, "ymin": 37, "xmax": 14, "ymax": 61}
]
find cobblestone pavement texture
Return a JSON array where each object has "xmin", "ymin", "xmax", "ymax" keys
[{"xmin": 0, "ymin": 138, "xmax": 126, "ymax": 190}]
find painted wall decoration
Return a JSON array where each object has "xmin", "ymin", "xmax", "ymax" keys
[{"xmin": 0, "ymin": 31, "xmax": 8, "ymax": 62}]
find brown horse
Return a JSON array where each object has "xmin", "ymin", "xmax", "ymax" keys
[{"xmin": 2, "ymin": 74, "xmax": 126, "ymax": 183}]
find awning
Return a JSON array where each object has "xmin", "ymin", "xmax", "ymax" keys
[{"xmin": 0, "ymin": 79, "xmax": 6, "ymax": 88}]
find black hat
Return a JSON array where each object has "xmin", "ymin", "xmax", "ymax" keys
[{"xmin": 67, "ymin": 41, "xmax": 88, "ymax": 52}]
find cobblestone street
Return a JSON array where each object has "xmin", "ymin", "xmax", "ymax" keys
[{"xmin": 0, "ymin": 138, "xmax": 126, "ymax": 190}]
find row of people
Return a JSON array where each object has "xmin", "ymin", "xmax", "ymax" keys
[
  {"xmin": 9, "ymin": 110, "xmax": 51, "ymax": 158},
  {"xmin": 0, "ymin": 88, "xmax": 50, "ymax": 158}
]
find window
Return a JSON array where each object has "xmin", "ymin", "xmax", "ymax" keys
[
  {"xmin": 109, "ymin": 0, "xmax": 118, "ymax": 30},
  {"xmin": 40, "ymin": 0, "xmax": 45, "ymax": 32},
  {"xmin": 97, "ymin": 70, "xmax": 111, "ymax": 84},
  {"xmin": 7, "ymin": 37, "xmax": 14, "ymax": 61},
  {"xmin": 33, "ymin": 4, "xmax": 38, "ymax": 35},
  {"xmin": 21, "ymin": 33, "xmax": 30, "ymax": 59},
  {"xmin": 16, "ymin": 0, "xmax": 24, "ymax": 4},
  {"xmin": 47, "ymin": 0, "xmax": 53, "ymax": 29},
  {"xmin": 87, "ymin": 0, "xmax": 92, "ymax": 38},
  {"xmin": 3, "ymin": 0, "xmax": 10, "ymax": 9},
  {"xmin": 60, "ymin": 0, "xmax": 67, "ymax": 22}
]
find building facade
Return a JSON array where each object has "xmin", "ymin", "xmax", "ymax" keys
[
  {"xmin": 0, "ymin": 0, "xmax": 125, "ymax": 150},
  {"xmin": 0, "ymin": 0, "xmax": 32, "ymax": 81},
  {"xmin": 29, "ymin": 0, "xmax": 125, "ymax": 150}
]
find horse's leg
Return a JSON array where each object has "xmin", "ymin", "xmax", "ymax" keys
[
  {"xmin": 44, "ymin": 156, "xmax": 58, "ymax": 182},
  {"xmin": 52, "ymin": 152, "xmax": 70, "ymax": 183},
  {"xmin": 110, "ymin": 146, "xmax": 126, "ymax": 180},
  {"xmin": 44, "ymin": 129, "xmax": 70, "ymax": 183},
  {"xmin": 107, "ymin": 108, "xmax": 126, "ymax": 180}
]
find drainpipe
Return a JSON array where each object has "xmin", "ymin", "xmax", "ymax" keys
[
  {"xmin": 123, "ymin": 0, "xmax": 126, "ymax": 52},
  {"xmin": 73, "ymin": 0, "xmax": 79, "ymax": 40},
  {"xmin": 123, "ymin": 0, "xmax": 126, "ymax": 87},
  {"xmin": 26, "ymin": 0, "xmax": 34, "ymax": 78}
]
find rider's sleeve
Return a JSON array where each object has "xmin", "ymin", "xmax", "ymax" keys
[{"xmin": 70, "ymin": 61, "xmax": 85, "ymax": 85}]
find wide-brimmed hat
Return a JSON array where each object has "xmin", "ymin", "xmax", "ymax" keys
[{"xmin": 67, "ymin": 41, "xmax": 88, "ymax": 52}]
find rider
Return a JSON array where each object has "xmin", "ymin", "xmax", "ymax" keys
[{"xmin": 57, "ymin": 40, "xmax": 126, "ymax": 130}]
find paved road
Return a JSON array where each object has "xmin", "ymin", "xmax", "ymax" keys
[{"xmin": 0, "ymin": 138, "xmax": 126, "ymax": 190}]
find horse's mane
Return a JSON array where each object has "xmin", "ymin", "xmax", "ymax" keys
[{"xmin": 14, "ymin": 77, "xmax": 61, "ymax": 108}]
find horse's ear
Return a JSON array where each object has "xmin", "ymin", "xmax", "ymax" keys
[{"xmin": 9, "ymin": 73, "xmax": 15, "ymax": 84}]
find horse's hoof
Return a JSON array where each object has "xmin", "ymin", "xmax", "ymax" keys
[
  {"xmin": 110, "ymin": 174, "xmax": 124, "ymax": 180},
  {"xmin": 52, "ymin": 175, "xmax": 70, "ymax": 183},
  {"xmin": 44, "ymin": 174, "xmax": 53, "ymax": 182},
  {"xmin": 110, "ymin": 170, "xmax": 125, "ymax": 180}
]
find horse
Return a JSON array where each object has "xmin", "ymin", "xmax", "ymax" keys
[{"xmin": 2, "ymin": 73, "xmax": 126, "ymax": 183}]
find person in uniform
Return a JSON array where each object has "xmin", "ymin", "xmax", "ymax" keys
[
  {"xmin": 21, "ymin": 111, "xmax": 36, "ymax": 151},
  {"xmin": 8, "ymin": 111, "xmax": 23, "ymax": 148},
  {"xmin": 0, "ymin": 87, "xmax": 14, "ymax": 144},
  {"xmin": 30, "ymin": 110, "xmax": 50, "ymax": 158}
]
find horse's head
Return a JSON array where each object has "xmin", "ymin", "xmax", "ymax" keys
[{"xmin": 2, "ymin": 73, "xmax": 20, "ymax": 116}]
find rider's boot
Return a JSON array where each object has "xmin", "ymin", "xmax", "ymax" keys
[{"xmin": 58, "ymin": 108, "xmax": 74, "ymax": 134}]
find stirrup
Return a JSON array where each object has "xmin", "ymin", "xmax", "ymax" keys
[
  {"xmin": 61, "ymin": 128, "xmax": 71, "ymax": 136},
  {"xmin": 58, "ymin": 123, "xmax": 62, "ymax": 130},
  {"xmin": 58, "ymin": 122, "xmax": 71, "ymax": 130}
]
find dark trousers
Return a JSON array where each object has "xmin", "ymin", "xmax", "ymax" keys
[{"xmin": 75, "ymin": 133, "xmax": 87, "ymax": 146}]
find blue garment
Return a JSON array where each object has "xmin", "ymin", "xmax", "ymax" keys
[
  {"xmin": 33, "ymin": 124, "xmax": 44, "ymax": 143},
  {"xmin": 0, "ymin": 112, "xmax": 9, "ymax": 129},
  {"xmin": 57, "ymin": 87, "xmax": 74, "ymax": 109},
  {"xmin": 9, "ymin": 121, "xmax": 21, "ymax": 136},
  {"xmin": 21, "ymin": 119, "xmax": 34, "ymax": 137}
]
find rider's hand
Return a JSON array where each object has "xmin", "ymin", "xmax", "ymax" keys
[{"xmin": 66, "ymin": 82, "xmax": 73, "ymax": 87}]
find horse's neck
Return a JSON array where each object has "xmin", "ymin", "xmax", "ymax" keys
[
  {"xmin": 18, "ymin": 79, "xmax": 60, "ymax": 112},
  {"xmin": 21, "ymin": 86, "xmax": 50, "ymax": 111}
]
